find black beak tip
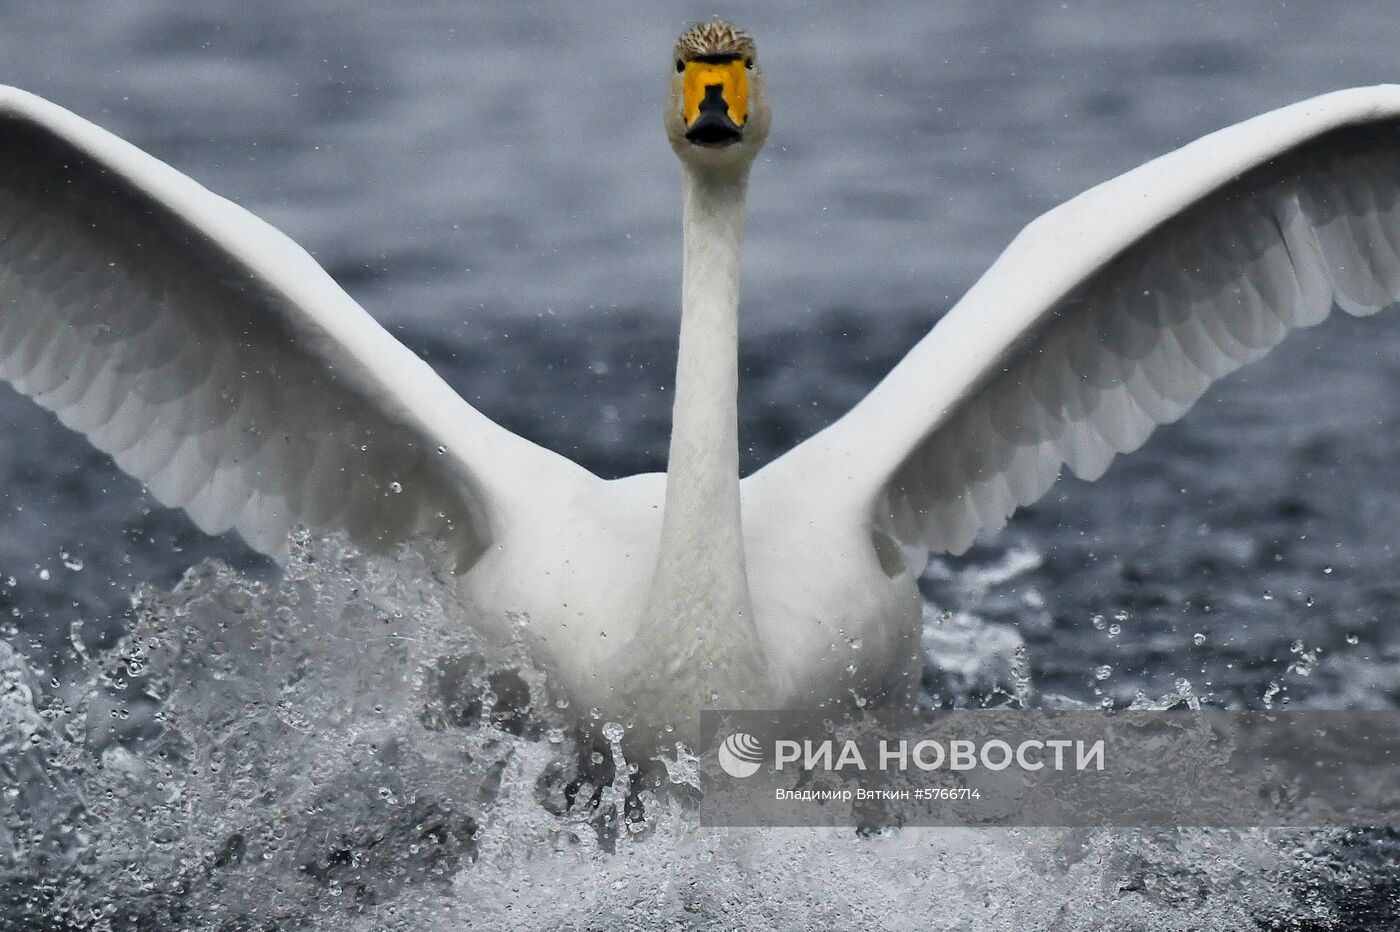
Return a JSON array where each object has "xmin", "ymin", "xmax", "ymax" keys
[{"xmin": 685, "ymin": 113, "xmax": 743, "ymax": 146}]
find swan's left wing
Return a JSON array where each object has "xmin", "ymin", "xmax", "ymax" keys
[
  {"xmin": 755, "ymin": 85, "xmax": 1400, "ymax": 556},
  {"xmin": 0, "ymin": 87, "xmax": 584, "ymax": 565}
]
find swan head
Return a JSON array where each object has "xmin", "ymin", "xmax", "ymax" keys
[{"xmin": 667, "ymin": 20, "xmax": 770, "ymax": 171}]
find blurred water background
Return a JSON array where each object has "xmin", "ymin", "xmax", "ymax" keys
[{"xmin": 2, "ymin": 1, "xmax": 1400, "ymax": 927}]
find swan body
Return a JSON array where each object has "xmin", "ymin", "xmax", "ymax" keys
[
  {"xmin": 465, "ymin": 470, "xmax": 918, "ymax": 724},
  {"xmin": 3, "ymin": 22, "xmax": 1400, "ymax": 738}
]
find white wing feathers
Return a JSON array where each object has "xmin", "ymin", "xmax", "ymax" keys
[
  {"xmin": 760, "ymin": 85, "xmax": 1400, "ymax": 555},
  {"xmin": 0, "ymin": 86, "xmax": 578, "ymax": 564}
]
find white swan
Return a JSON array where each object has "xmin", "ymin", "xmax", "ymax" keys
[{"xmin": 3, "ymin": 21, "xmax": 1400, "ymax": 738}]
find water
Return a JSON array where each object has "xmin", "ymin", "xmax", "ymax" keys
[
  {"xmin": 2, "ymin": 0, "xmax": 1400, "ymax": 927},
  {"xmin": 0, "ymin": 537, "xmax": 1374, "ymax": 928}
]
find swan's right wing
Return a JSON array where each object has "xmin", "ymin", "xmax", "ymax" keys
[
  {"xmin": 756, "ymin": 85, "xmax": 1400, "ymax": 556},
  {"xmin": 0, "ymin": 86, "xmax": 583, "ymax": 564}
]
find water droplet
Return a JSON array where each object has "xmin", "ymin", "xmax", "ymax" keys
[
  {"xmin": 1323, "ymin": 566, "xmax": 1333, "ymax": 575},
  {"xmin": 1192, "ymin": 632, "xmax": 1206, "ymax": 646},
  {"xmin": 37, "ymin": 568, "xmax": 50, "ymax": 581},
  {"xmin": 1172, "ymin": 678, "xmax": 1200, "ymax": 709},
  {"xmin": 1091, "ymin": 614, "xmax": 1106, "ymax": 630},
  {"xmin": 389, "ymin": 481, "xmax": 403, "ymax": 494},
  {"xmin": 1287, "ymin": 639, "xmax": 1318, "ymax": 676},
  {"xmin": 1345, "ymin": 633, "xmax": 1359, "ymax": 645},
  {"xmin": 1094, "ymin": 665, "xmax": 1112, "ymax": 681},
  {"xmin": 1107, "ymin": 624, "xmax": 1121, "ymax": 638},
  {"xmin": 1011, "ymin": 644, "xmax": 1032, "ymax": 706}
]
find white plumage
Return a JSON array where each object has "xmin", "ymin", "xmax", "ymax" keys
[
  {"xmin": 2, "ymin": 53, "xmax": 1400, "ymax": 734},
  {"xmin": 0, "ymin": 86, "xmax": 579, "ymax": 567},
  {"xmin": 768, "ymin": 89, "xmax": 1400, "ymax": 558}
]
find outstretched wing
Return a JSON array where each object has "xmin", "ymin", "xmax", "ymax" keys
[
  {"xmin": 0, "ymin": 87, "xmax": 584, "ymax": 564},
  {"xmin": 755, "ymin": 86, "xmax": 1400, "ymax": 556}
]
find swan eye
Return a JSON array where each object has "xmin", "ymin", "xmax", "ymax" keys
[
  {"xmin": 676, "ymin": 59, "xmax": 685, "ymax": 73},
  {"xmin": 744, "ymin": 58, "xmax": 753, "ymax": 70}
]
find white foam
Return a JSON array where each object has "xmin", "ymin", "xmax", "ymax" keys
[{"xmin": 0, "ymin": 534, "xmax": 1347, "ymax": 929}]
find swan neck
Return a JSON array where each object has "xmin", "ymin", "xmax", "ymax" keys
[
  {"xmin": 676, "ymin": 169, "xmax": 747, "ymax": 475},
  {"xmin": 644, "ymin": 164, "xmax": 755, "ymax": 654},
  {"xmin": 665, "ymin": 166, "xmax": 747, "ymax": 556}
]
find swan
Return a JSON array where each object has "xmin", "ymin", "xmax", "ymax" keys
[{"xmin": 2, "ymin": 20, "xmax": 1400, "ymax": 741}]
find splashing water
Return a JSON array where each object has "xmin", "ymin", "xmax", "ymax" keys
[{"xmin": 0, "ymin": 534, "xmax": 1383, "ymax": 929}]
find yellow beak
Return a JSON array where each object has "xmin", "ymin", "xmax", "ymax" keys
[{"xmin": 682, "ymin": 59, "xmax": 749, "ymax": 136}]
